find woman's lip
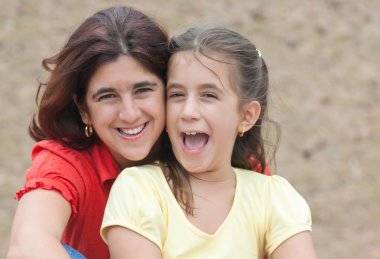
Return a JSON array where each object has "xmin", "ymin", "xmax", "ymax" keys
[
  {"xmin": 119, "ymin": 123, "xmax": 145, "ymax": 134},
  {"xmin": 117, "ymin": 122, "xmax": 147, "ymax": 140}
]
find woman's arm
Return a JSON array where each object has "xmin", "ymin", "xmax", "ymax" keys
[
  {"xmin": 106, "ymin": 226, "xmax": 161, "ymax": 259},
  {"xmin": 7, "ymin": 189, "xmax": 72, "ymax": 259},
  {"xmin": 270, "ymin": 231, "xmax": 318, "ymax": 259}
]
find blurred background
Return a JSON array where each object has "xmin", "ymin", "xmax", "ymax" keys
[{"xmin": 0, "ymin": 0, "xmax": 379, "ymax": 258}]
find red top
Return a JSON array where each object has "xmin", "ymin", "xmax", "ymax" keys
[
  {"xmin": 16, "ymin": 140, "xmax": 120, "ymax": 259},
  {"xmin": 249, "ymin": 155, "xmax": 271, "ymax": 176}
]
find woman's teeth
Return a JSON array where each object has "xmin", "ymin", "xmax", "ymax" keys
[{"xmin": 118, "ymin": 124, "xmax": 145, "ymax": 136}]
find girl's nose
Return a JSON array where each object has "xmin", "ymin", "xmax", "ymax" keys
[{"xmin": 180, "ymin": 97, "xmax": 200, "ymax": 121}]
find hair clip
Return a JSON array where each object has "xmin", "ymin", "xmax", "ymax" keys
[{"xmin": 257, "ymin": 49, "xmax": 262, "ymax": 58}]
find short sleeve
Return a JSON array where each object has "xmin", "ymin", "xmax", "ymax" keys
[
  {"xmin": 15, "ymin": 141, "xmax": 86, "ymax": 217},
  {"xmin": 101, "ymin": 167, "xmax": 166, "ymax": 250},
  {"xmin": 265, "ymin": 175, "xmax": 312, "ymax": 254}
]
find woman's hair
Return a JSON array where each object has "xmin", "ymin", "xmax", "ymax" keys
[
  {"xmin": 164, "ymin": 26, "xmax": 280, "ymax": 214},
  {"xmin": 29, "ymin": 6, "xmax": 169, "ymax": 150}
]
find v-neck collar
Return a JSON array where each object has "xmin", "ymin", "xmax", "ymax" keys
[{"xmin": 160, "ymin": 168, "xmax": 241, "ymax": 238}]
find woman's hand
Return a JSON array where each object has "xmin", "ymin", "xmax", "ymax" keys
[{"xmin": 7, "ymin": 189, "xmax": 72, "ymax": 259}]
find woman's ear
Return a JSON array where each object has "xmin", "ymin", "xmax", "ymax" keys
[
  {"xmin": 238, "ymin": 100, "xmax": 261, "ymax": 133},
  {"xmin": 73, "ymin": 95, "xmax": 90, "ymax": 125}
]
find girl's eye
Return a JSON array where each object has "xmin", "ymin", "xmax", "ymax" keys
[
  {"xmin": 168, "ymin": 92, "xmax": 185, "ymax": 98},
  {"xmin": 202, "ymin": 92, "xmax": 218, "ymax": 99}
]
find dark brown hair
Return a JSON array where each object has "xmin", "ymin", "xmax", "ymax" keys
[
  {"xmin": 164, "ymin": 26, "xmax": 280, "ymax": 214},
  {"xmin": 29, "ymin": 6, "xmax": 169, "ymax": 150}
]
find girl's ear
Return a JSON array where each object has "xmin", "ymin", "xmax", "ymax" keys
[
  {"xmin": 238, "ymin": 100, "xmax": 261, "ymax": 133},
  {"xmin": 73, "ymin": 95, "xmax": 91, "ymax": 125}
]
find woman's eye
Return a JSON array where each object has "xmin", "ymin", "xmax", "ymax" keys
[
  {"xmin": 98, "ymin": 93, "xmax": 116, "ymax": 101},
  {"xmin": 136, "ymin": 87, "xmax": 153, "ymax": 95}
]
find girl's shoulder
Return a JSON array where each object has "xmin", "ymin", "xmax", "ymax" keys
[
  {"xmin": 117, "ymin": 163, "xmax": 165, "ymax": 185},
  {"xmin": 110, "ymin": 164, "xmax": 168, "ymax": 209},
  {"xmin": 234, "ymin": 167, "xmax": 272, "ymax": 185},
  {"xmin": 234, "ymin": 168, "xmax": 302, "ymax": 197},
  {"xmin": 234, "ymin": 167, "xmax": 311, "ymax": 224}
]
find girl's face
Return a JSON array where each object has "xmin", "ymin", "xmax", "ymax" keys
[
  {"xmin": 81, "ymin": 55, "xmax": 165, "ymax": 168},
  {"xmin": 166, "ymin": 51, "xmax": 243, "ymax": 179}
]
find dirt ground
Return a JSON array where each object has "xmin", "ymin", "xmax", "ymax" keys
[{"xmin": 0, "ymin": 0, "xmax": 379, "ymax": 258}]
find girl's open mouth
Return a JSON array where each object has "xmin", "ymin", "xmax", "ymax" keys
[{"xmin": 181, "ymin": 131, "xmax": 209, "ymax": 151}]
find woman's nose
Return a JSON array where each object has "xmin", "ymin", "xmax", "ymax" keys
[{"xmin": 118, "ymin": 97, "xmax": 142, "ymax": 123}]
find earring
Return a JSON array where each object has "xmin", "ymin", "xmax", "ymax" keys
[
  {"xmin": 84, "ymin": 125, "xmax": 93, "ymax": 138},
  {"xmin": 239, "ymin": 127, "xmax": 244, "ymax": 137}
]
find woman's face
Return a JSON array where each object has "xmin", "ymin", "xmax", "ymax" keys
[{"xmin": 81, "ymin": 55, "xmax": 165, "ymax": 168}]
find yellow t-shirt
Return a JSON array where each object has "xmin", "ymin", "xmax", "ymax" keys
[{"xmin": 101, "ymin": 164, "xmax": 311, "ymax": 259}]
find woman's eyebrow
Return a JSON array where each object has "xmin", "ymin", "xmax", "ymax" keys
[
  {"xmin": 92, "ymin": 87, "xmax": 114, "ymax": 99},
  {"xmin": 134, "ymin": 80, "xmax": 158, "ymax": 88},
  {"xmin": 91, "ymin": 81, "xmax": 159, "ymax": 99}
]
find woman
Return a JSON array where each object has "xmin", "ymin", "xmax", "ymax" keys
[{"xmin": 7, "ymin": 6, "xmax": 169, "ymax": 259}]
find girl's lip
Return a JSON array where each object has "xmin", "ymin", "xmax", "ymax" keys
[{"xmin": 180, "ymin": 131, "xmax": 209, "ymax": 155}]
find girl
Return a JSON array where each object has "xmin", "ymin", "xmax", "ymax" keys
[
  {"xmin": 101, "ymin": 26, "xmax": 317, "ymax": 258},
  {"xmin": 7, "ymin": 6, "xmax": 169, "ymax": 259}
]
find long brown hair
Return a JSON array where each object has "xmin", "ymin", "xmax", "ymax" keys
[
  {"xmin": 164, "ymin": 26, "xmax": 280, "ymax": 214},
  {"xmin": 29, "ymin": 6, "xmax": 169, "ymax": 150}
]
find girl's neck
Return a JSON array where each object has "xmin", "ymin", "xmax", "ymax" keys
[
  {"xmin": 187, "ymin": 166, "xmax": 235, "ymax": 183},
  {"xmin": 185, "ymin": 167, "xmax": 237, "ymax": 235},
  {"xmin": 187, "ymin": 167, "xmax": 236, "ymax": 195}
]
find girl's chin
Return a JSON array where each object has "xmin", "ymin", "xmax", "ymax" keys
[{"xmin": 180, "ymin": 161, "xmax": 209, "ymax": 174}]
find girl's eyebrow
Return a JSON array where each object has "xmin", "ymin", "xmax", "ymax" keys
[
  {"xmin": 166, "ymin": 82, "xmax": 180, "ymax": 90},
  {"xmin": 167, "ymin": 82, "xmax": 223, "ymax": 93},
  {"xmin": 199, "ymin": 83, "xmax": 223, "ymax": 92}
]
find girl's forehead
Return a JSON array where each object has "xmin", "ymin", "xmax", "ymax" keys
[
  {"xmin": 168, "ymin": 51, "xmax": 239, "ymax": 97},
  {"xmin": 169, "ymin": 51, "xmax": 230, "ymax": 75},
  {"xmin": 169, "ymin": 50, "xmax": 228, "ymax": 64},
  {"xmin": 169, "ymin": 51, "xmax": 224, "ymax": 79}
]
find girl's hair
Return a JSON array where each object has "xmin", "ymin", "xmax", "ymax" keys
[
  {"xmin": 164, "ymin": 26, "xmax": 280, "ymax": 214},
  {"xmin": 29, "ymin": 6, "xmax": 169, "ymax": 150}
]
